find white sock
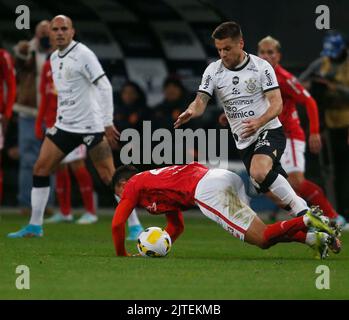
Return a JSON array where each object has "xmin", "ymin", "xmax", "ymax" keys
[
  {"xmin": 29, "ymin": 187, "xmax": 50, "ymax": 226},
  {"xmin": 269, "ymin": 174, "xmax": 308, "ymax": 216},
  {"xmin": 127, "ymin": 209, "xmax": 141, "ymax": 227},
  {"xmin": 305, "ymin": 232, "xmax": 316, "ymax": 246}
]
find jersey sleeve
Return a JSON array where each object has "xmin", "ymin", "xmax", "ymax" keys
[
  {"xmin": 261, "ymin": 60, "xmax": 279, "ymax": 93},
  {"xmin": 1, "ymin": 50, "xmax": 16, "ymax": 119},
  {"xmin": 111, "ymin": 199, "xmax": 135, "ymax": 256},
  {"xmin": 165, "ymin": 211, "xmax": 185, "ymax": 243},
  {"xmin": 80, "ymin": 48, "xmax": 105, "ymax": 84},
  {"xmin": 282, "ymin": 76, "xmax": 320, "ymax": 134},
  {"xmin": 198, "ymin": 62, "xmax": 216, "ymax": 97}
]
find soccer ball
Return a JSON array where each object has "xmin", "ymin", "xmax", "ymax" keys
[{"xmin": 137, "ymin": 227, "xmax": 172, "ymax": 257}]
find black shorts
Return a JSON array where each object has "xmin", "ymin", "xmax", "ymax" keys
[
  {"xmin": 46, "ymin": 127, "xmax": 105, "ymax": 155},
  {"xmin": 238, "ymin": 126, "xmax": 288, "ymax": 178}
]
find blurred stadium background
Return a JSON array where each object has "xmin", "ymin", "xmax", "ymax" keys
[{"xmin": 1, "ymin": 0, "xmax": 348, "ymax": 214}]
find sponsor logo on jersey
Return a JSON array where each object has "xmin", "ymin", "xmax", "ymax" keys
[
  {"xmin": 232, "ymin": 87, "xmax": 241, "ymax": 95},
  {"xmin": 264, "ymin": 70, "xmax": 273, "ymax": 86},
  {"xmin": 83, "ymin": 135, "xmax": 95, "ymax": 146},
  {"xmin": 225, "ymin": 99, "xmax": 254, "ymax": 107},
  {"xmin": 226, "ymin": 106, "xmax": 255, "ymax": 119},
  {"xmin": 146, "ymin": 202, "xmax": 158, "ymax": 213},
  {"xmin": 202, "ymin": 75, "xmax": 212, "ymax": 90},
  {"xmin": 232, "ymin": 76, "xmax": 239, "ymax": 85},
  {"xmin": 245, "ymin": 78, "xmax": 258, "ymax": 93},
  {"xmin": 84, "ymin": 64, "xmax": 94, "ymax": 80}
]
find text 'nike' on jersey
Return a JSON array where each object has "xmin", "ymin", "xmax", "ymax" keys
[
  {"xmin": 198, "ymin": 53, "xmax": 282, "ymax": 149},
  {"xmin": 50, "ymin": 41, "xmax": 106, "ymax": 133}
]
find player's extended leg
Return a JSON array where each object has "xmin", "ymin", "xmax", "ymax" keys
[
  {"xmin": 288, "ymin": 171, "xmax": 346, "ymax": 227},
  {"xmin": 245, "ymin": 214, "xmax": 340, "ymax": 259},
  {"xmin": 89, "ymin": 138, "xmax": 143, "ymax": 237},
  {"xmin": 70, "ymin": 159, "xmax": 97, "ymax": 224},
  {"xmin": 250, "ymin": 154, "xmax": 308, "ymax": 216},
  {"xmin": 8, "ymin": 137, "xmax": 66, "ymax": 238}
]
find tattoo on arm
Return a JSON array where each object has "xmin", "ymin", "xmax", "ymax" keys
[{"xmin": 197, "ymin": 92, "xmax": 210, "ymax": 105}]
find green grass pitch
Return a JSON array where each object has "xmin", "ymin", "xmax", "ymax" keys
[{"xmin": 1, "ymin": 212, "xmax": 348, "ymax": 299}]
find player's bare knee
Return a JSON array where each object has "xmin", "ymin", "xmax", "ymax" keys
[
  {"xmin": 33, "ymin": 160, "xmax": 50, "ymax": 176},
  {"xmin": 250, "ymin": 166, "xmax": 268, "ymax": 184}
]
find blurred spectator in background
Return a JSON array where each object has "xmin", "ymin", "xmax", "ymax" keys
[
  {"xmin": 114, "ymin": 80, "xmax": 149, "ymax": 132},
  {"xmin": 13, "ymin": 20, "xmax": 53, "ymax": 215},
  {"xmin": 300, "ymin": 31, "xmax": 349, "ymax": 220},
  {"xmin": 257, "ymin": 35, "xmax": 346, "ymax": 227},
  {"xmin": 0, "ymin": 39, "xmax": 16, "ymax": 204},
  {"xmin": 152, "ymin": 76, "xmax": 194, "ymax": 130}
]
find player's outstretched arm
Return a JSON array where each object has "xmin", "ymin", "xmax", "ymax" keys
[
  {"xmin": 164, "ymin": 211, "xmax": 185, "ymax": 243},
  {"xmin": 241, "ymin": 88, "xmax": 283, "ymax": 138},
  {"xmin": 174, "ymin": 92, "xmax": 210, "ymax": 128},
  {"xmin": 111, "ymin": 199, "xmax": 134, "ymax": 256}
]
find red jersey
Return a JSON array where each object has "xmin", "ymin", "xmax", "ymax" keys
[
  {"xmin": 122, "ymin": 162, "xmax": 209, "ymax": 213},
  {"xmin": 0, "ymin": 49, "xmax": 16, "ymax": 119},
  {"xmin": 36, "ymin": 59, "xmax": 57, "ymax": 134},
  {"xmin": 112, "ymin": 162, "xmax": 209, "ymax": 256},
  {"xmin": 275, "ymin": 64, "xmax": 319, "ymax": 141}
]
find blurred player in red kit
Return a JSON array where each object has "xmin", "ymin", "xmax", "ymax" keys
[
  {"xmin": 257, "ymin": 36, "xmax": 346, "ymax": 228},
  {"xmin": 112, "ymin": 162, "xmax": 340, "ymax": 259},
  {"xmin": 35, "ymin": 58, "xmax": 97, "ymax": 224},
  {"xmin": 0, "ymin": 45, "xmax": 16, "ymax": 203}
]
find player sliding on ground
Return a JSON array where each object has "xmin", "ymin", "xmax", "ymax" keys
[{"xmin": 112, "ymin": 162, "xmax": 341, "ymax": 259}]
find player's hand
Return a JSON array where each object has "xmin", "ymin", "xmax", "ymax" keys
[
  {"xmin": 174, "ymin": 109, "xmax": 193, "ymax": 129},
  {"xmin": 105, "ymin": 125, "xmax": 120, "ymax": 149},
  {"xmin": 218, "ymin": 113, "xmax": 228, "ymax": 127},
  {"xmin": 241, "ymin": 119, "xmax": 263, "ymax": 138},
  {"xmin": 309, "ymin": 133, "xmax": 322, "ymax": 154}
]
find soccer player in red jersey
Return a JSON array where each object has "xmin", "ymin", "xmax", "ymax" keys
[
  {"xmin": 35, "ymin": 58, "xmax": 97, "ymax": 224},
  {"xmin": 111, "ymin": 162, "xmax": 340, "ymax": 259},
  {"xmin": 257, "ymin": 36, "xmax": 346, "ymax": 228},
  {"xmin": 0, "ymin": 46, "xmax": 16, "ymax": 203}
]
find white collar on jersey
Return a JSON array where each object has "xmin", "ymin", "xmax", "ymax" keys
[
  {"xmin": 235, "ymin": 51, "xmax": 248, "ymax": 68},
  {"xmin": 58, "ymin": 40, "xmax": 77, "ymax": 57}
]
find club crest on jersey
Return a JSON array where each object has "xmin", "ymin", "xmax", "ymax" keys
[
  {"xmin": 245, "ymin": 78, "xmax": 258, "ymax": 93},
  {"xmin": 232, "ymin": 76, "xmax": 239, "ymax": 85},
  {"xmin": 83, "ymin": 135, "xmax": 95, "ymax": 146}
]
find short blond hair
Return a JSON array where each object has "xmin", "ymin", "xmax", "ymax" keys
[{"xmin": 258, "ymin": 36, "xmax": 281, "ymax": 52}]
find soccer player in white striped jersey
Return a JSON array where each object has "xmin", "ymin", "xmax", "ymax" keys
[
  {"xmin": 174, "ymin": 21, "xmax": 315, "ymax": 219},
  {"xmin": 8, "ymin": 15, "xmax": 142, "ymax": 238}
]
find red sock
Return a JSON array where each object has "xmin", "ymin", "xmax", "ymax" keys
[
  {"xmin": 266, "ymin": 230, "xmax": 307, "ymax": 246},
  {"xmin": 73, "ymin": 166, "xmax": 95, "ymax": 214},
  {"xmin": 263, "ymin": 217, "xmax": 307, "ymax": 245},
  {"xmin": 297, "ymin": 179, "xmax": 338, "ymax": 218},
  {"xmin": 56, "ymin": 168, "xmax": 71, "ymax": 215}
]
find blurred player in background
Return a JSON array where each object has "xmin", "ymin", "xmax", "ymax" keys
[
  {"xmin": 175, "ymin": 21, "xmax": 311, "ymax": 218},
  {"xmin": 256, "ymin": 36, "xmax": 346, "ymax": 228},
  {"xmin": 35, "ymin": 57, "xmax": 97, "ymax": 224},
  {"xmin": 299, "ymin": 32, "xmax": 349, "ymax": 225},
  {"xmin": 8, "ymin": 15, "xmax": 143, "ymax": 238},
  {"xmin": 0, "ymin": 41, "xmax": 16, "ymax": 203},
  {"xmin": 112, "ymin": 162, "xmax": 340, "ymax": 259}
]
